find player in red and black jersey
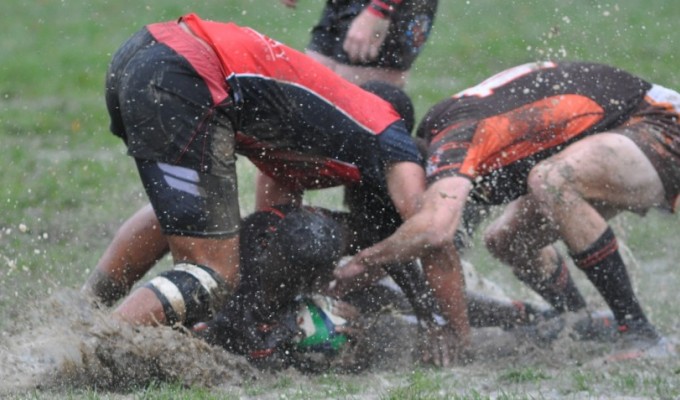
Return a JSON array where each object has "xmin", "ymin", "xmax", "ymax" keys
[
  {"xmin": 337, "ymin": 61, "xmax": 680, "ymax": 351},
  {"xmin": 93, "ymin": 14, "xmax": 428, "ymax": 334},
  {"xmin": 280, "ymin": 0, "xmax": 438, "ymax": 87},
  {"xmin": 86, "ymin": 13, "xmax": 480, "ymax": 363}
]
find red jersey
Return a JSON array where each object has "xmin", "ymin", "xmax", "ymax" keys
[
  {"xmin": 180, "ymin": 13, "xmax": 398, "ymax": 135},
  {"xmin": 145, "ymin": 14, "xmax": 419, "ymax": 190}
]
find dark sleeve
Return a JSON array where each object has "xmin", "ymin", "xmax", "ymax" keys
[{"xmin": 377, "ymin": 122, "xmax": 423, "ymax": 165}]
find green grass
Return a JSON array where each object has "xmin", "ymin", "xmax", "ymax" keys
[{"xmin": 2, "ymin": 0, "xmax": 680, "ymax": 398}]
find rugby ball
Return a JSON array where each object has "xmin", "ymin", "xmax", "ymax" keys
[{"xmin": 295, "ymin": 295, "xmax": 348, "ymax": 354}]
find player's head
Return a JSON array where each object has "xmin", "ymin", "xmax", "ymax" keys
[
  {"xmin": 271, "ymin": 207, "xmax": 346, "ymax": 273},
  {"xmin": 239, "ymin": 206, "xmax": 347, "ymax": 312},
  {"xmin": 360, "ymin": 80, "xmax": 415, "ymax": 133}
]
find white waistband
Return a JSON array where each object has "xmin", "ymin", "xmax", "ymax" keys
[{"xmin": 647, "ymin": 84, "xmax": 680, "ymax": 112}]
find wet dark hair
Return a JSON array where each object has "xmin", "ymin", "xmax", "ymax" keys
[
  {"xmin": 238, "ymin": 206, "xmax": 346, "ymax": 318},
  {"xmin": 360, "ymin": 80, "xmax": 415, "ymax": 133}
]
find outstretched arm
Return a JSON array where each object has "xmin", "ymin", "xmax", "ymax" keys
[
  {"xmin": 338, "ymin": 176, "xmax": 472, "ymax": 271},
  {"xmin": 336, "ymin": 176, "xmax": 474, "ymax": 364}
]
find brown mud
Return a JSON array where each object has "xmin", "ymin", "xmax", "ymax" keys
[
  {"xmin": 0, "ymin": 289, "xmax": 258, "ymax": 395},
  {"xmin": 2, "ymin": 288, "xmax": 676, "ymax": 397}
]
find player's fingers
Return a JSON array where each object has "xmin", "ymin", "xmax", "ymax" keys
[
  {"xmin": 343, "ymin": 37, "xmax": 371, "ymax": 63},
  {"xmin": 333, "ymin": 260, "xmax": 366, "ymax": 279},
  {"xmin": 420, "ymin": 346, "xmax": 432, "ymax": 364},
  {"xmin": 335, "ymin": 325, "xmax": 360, "ymax": 337},
  {"xmin": 358, "ymin": 43, "xmax": 372, "ymax": 62},
  {"xmin": 433, "ymin": 338, "xmax": 443, "ymax": 367},
  {"xmin": 439, "ymin": 336, "xmax": 451, "ymax": 367},
  {"xmin": 191, "ymin": 321, "xmax": 209, "ymax": 333},
  {"xmin": 332, "ymin": 301, "xmax": 360, "ymax": 320},
  {"xmin": 367, "ymin": 43, "xmax": 381, "ymax": 61},
  {"xmin": 346, "ymin": 45, "xmax": 364, "ymax": 63}
]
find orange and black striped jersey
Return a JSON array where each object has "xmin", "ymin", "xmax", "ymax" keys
[{"xmin": 417, "ymin": 61, "xmax": 653, "ymax": 204}]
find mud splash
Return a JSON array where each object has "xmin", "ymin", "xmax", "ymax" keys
[
  {"xmin": 0, "ymin": 289, "xmax": 258, "ymax": 395},
  {"xmin": 1, "ymin": 286, "xmax": 676, "ymax": 398}
]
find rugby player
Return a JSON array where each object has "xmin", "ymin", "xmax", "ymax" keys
[
  {"xmin": 280, "ymin": 0, "xmax": 438, "ymax": 87},
  {"xmin": 193, "ymin": 204, "xmax": 548, "ymax": 371},
  {"xmin": 96, "ymin": 13, "xmax": 427, "ymax": 333},
  {"xmin": 337, "ymin": 61, "xmax": 680, "ymax": 350}
]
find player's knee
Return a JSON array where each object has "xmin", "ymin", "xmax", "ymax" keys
[
  {"xmin": 483, "ymin": 220, "xmax": 511, "ymax": 261},
  {"xmin": 144, "ymin": 263, "xmax": 231, "ymax": 327},
  {"xmin": 483, "ymin": 221, "xmax": 536, "ymax": 269},
  {"xmin": 526, "ymin": 160, "xmax": 572, "ymax": 206}
]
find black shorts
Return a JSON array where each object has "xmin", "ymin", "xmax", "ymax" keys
[
  {"xmin": 136, "ymin": 160, "xmax": 240, "ymax": 238},
  {"xmin": 616, "ymin": 101, "xmax": 680, "ymax": 211},
  {"xmin": 105, "ymin": 27, "xmax": 237, "ymax": 177},
  {"xmin": 106, "ymin": 27, "xmax": 240, "ymax": 237},
  {"xmin": 308, "ymin": 0, "xmax": 438, "ymax": 71}
]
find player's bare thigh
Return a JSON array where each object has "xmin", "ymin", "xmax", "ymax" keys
[
  {"xmin": 305, "ymin": 50, "xmax": 408, "ymax": 88},
  {"xmin": 532, "ymin": 132, "xmax": 667, "ymax": 215}
]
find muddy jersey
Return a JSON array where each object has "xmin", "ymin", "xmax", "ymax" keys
[
  {"xmin": 417, "ymin": 61, "xmax": 653, "ymax": 204},
  {"xmin": 147, "ymin": 13, "xmax": 421, "ymax": 188}
]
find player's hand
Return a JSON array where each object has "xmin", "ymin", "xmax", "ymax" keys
[
  {"xmin": 419, "ymin": 323, "xmax": 470, "ymax": 367},
  {"xmin": 279, "ymin": 0, "xmax": 298, "ymax": 8},
  {"xmin": 333, "ymin": 255, "xmax": 368, "ymax": 280},
  {"xmin": 343, "ymin": 10, "xmax": 390, "ymax": 63},
  {"xmin": 328, "ymin": 298, "xmax": 361, "ymax": 337}
]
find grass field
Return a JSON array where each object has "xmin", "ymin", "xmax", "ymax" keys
[{"xmin": 2, "ymin": 0, "xmax": 680, "ymax": 398}]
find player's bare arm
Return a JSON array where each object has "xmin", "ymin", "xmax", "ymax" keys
[
  {"xmin": 335, "ymin": 176, "xmax": 473, "ymax": 364},
  {"xmin": 385, "ymin": 160, "xmax": 427, "ymax": 220},
  {"xmin": 336, "ymin": 176, "xmax": 473, "ymax": 275}
]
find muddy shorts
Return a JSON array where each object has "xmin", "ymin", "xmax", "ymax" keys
[
  {"xmin": 135, "ymin": 160, "xmax": 240, "ymax": 238},
  {"xmin": 617, "ymin": 95, "xmax": 680, "ymax": 211},
  {"xmin": 308, "ymin": 0, "xmax": 438, "ymax": 71},
  {"xmin": 106, "ymin": 27, "xmax": 240, "ymax": 237}
]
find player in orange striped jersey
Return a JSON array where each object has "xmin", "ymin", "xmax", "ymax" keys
[{"xmin": 338, "ymin": 61, "xmax": 680, "ymax": 354}]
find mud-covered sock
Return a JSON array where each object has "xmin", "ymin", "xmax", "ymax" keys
[
  {"xmin": 515, "ymin": 250, "xmax": 586, "ymax": 313},
  {"xmin": 82, "ymin": 269, "xmax": 129, "ymax": 307},
  {"xmin": 466, "ymin": 294, "xmax": 525, "ymax": 328},
  {"xmin": 571, "ymin": 227, "xmax": 648, "ymax": 328}
]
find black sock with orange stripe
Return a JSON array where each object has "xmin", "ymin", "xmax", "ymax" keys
[
  {"xmin": 514, "ymin": 249, "xmax": 586, "ymax": 313},
  {"xmin": 571, "ymin": 227, "xmax": 648, "ymax": 327}
]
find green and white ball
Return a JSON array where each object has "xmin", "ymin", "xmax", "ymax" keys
[{"xmin": 295, "ymin": 295, "xmax": 348, "ymax": 354}]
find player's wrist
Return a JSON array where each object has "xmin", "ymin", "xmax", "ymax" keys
[
  {"xmin": 355, "ymin": 248, "xmax": 381, "ymax": 269},
  {"xmin": 366, "ymin": 5, "xmax": 390, "ymax": 19}
]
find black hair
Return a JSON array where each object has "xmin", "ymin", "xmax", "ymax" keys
[
  {"xmin": 238, "ymin": 206, "xmax": 346, "ymax": 319},
  {"xmin": 360, "ymin": 80, "xmax": 415, "ymax": 133}
]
